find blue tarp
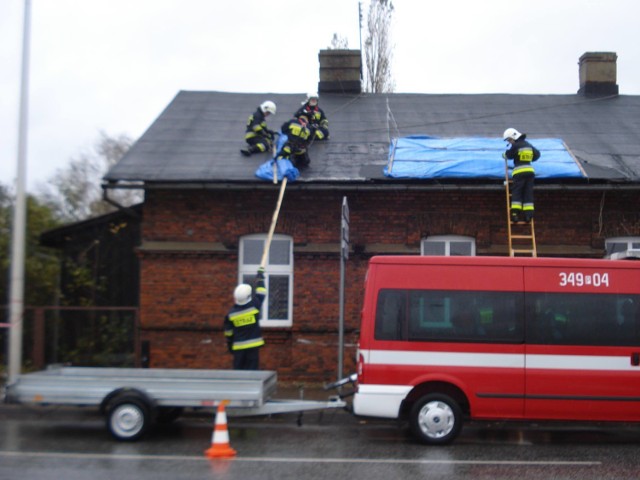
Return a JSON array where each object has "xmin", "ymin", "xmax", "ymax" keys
[
  {"xmin": 384, "ymin": 136, "xmax": 584, "ymax": 179},
  {"xmin": 255, "ymin": 134, "xmax": 300, "ymax": 182}
]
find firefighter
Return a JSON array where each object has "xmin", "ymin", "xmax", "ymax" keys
[
  {"xmin": 294, "ymin": 93, "xmax": 329, "ymax": 141},
  {"xmin": 223, "ymin": 267, "xmax": 266, "ymax": 370},
  {"xmin": 241, "ymin": 101, "xmax": 277, "ymax": 156},
  {"xmin": 503, "ymin": 128, "xmax": 541, "ymax": 223},
  {"xmin": 277, "ymin": 115, "xmax": 313, "ymax": 168}
]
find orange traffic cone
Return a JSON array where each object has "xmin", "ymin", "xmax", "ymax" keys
[{"xmin": 205, "ymin": 401, "xmax": 237, "ymax": 459}]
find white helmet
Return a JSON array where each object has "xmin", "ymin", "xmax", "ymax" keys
[
  {"xmin": 260, "ymin": 101, "xmax": 276, "ymax": 115},
  {"xmin": 503, "ymin": 128, "xmax": 522, "ymax": 141},
  {"xmin": 233, "ymin": 284, "xmax": 252, "ymax": 305},
  {"xmin": 303, "ymin": 92, "xmax": 319, "ymax": 105}
]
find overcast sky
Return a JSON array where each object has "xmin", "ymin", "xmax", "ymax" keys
[{"xmin": 1, "ymin": 0, "xmax": 639, "ymax": 192}]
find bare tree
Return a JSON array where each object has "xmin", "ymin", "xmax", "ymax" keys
[
  {"xmin": 329, "ymin": 33, "xmax": 349, "ymax": 49},
  {"xmin": 37, "ymin": 132, "xmax": 140, "ymax": 222},
  {"xmin": 363, "ymin": 0, "xmax": 395, "ymax": 93}
]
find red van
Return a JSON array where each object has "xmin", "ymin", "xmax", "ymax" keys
[{"xmin": 353, "ymin": 256, "xmax": 640, "ymax": 444}]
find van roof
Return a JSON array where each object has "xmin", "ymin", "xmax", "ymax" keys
[{"xmin": 369, "ymin": 255, "xmax": 640, "ymax": 268}]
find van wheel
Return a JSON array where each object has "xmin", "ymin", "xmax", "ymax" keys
[
  {"xmin": 106, "ymin": 394, "xmax": 151, "ymax": 441},
  {"xmin": 409, "ymin": 393, "xmax": 462, "ymax": 445}
]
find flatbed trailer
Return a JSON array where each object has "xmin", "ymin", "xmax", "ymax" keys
[{"xmin": 3, "ymin": 366, "xmax": 346, "ymax": 441}]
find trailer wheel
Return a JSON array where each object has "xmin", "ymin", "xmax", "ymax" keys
[
  {"xmin": 106, "ymin": 394, "xmax": 151, "ymax": 441},
  {"xmin": 409, "ymin": 393, "xmax": 462, "ymax": 445}
]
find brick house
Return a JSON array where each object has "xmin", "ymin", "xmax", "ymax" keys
[{"xmin": 104, "ymin": 50, "xmax": 640, "ymax": 382}]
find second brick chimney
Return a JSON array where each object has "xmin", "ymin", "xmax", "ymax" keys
[
  {"xmin": 318, "ymin": 49, "xmax": 362, "ymax": 94},
  {"xmin": 578, "ymin": 52, "xmax": 618, "ymax": 96}
]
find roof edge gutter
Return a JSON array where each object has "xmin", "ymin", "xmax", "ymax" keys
[{"xmin": 102, "ymin": 181, "xmax": 640, "ymax": 193}]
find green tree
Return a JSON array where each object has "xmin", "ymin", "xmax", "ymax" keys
[
  {"xmin": 1, "ymin": 185, "xmax": 61, "ymax": 307},
  {"xmin": 363, "ymin": 0, "xmax": 395, "ymax": 93},
  {"xmin": 37, "ymin": 132, "xmax": 138, "ymax": 222}
]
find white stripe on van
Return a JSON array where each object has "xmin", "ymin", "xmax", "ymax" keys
[
  {"xmin": 527, "ymin": 354, "xmax": 634, "ymax": 371},
  {"xmin": 367, "ymin": 350, "xmax": 524, "ymax": 369},
  {"xmin": 364, "ymin": 350, "xmax": 637, "ymax": 372}
]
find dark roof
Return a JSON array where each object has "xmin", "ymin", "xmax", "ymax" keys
[
  {"xmin": 40, "ymin": 204, "xmax": 142, "ymax": 247},
  {"xmin": 104, "ymin": 90, "xmax": 640, "ymax": 187}
]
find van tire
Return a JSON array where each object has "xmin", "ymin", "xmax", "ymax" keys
[{"xmin": 409, "ymin": 393, "xmax": 462, "ymax": 445}]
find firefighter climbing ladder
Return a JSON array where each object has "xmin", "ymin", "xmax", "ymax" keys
[{"xmin": 505, "ymin": 160, "xmax": 537, "ymax": 257}]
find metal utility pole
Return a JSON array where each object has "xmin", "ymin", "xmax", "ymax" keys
[
  {"xmin": 8, "ymin": 0, "xmax": 32, "ymax": 385},
  {"xmin": 338, "ymin": 197, "xmax": 349, "ymax": 381},
  {"xmin": 358, "ymin": 2, "xmax": 364, "ymax": 81}
]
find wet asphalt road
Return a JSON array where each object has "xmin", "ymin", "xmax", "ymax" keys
[{"xmin": 1, "ymin": 403, "xmax": 640, "ymax": 480}]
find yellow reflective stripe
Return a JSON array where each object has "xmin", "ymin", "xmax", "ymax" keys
[
  {"xmin": 513, "ymin": 166, "xmax": 534, "ymax": 175},
  {"xmin": 224, "ymin": 330, "xmax": 233, "ymax": 337},
  {"xmin": 255, "ymin": 286, "xmax": 266, "ymax": 294},
  {"xmin": 288, "ymin": 123, "xmax": 310, "ymax": 140},
  {"xmin": 232, "ymin": 338, "xmax": 265, "ymax": 350},
  {"xmin": 229, "ymin": 308, "xmax": 259, "ymax": 327},
  {"xmin": 518, "ymin": 148, "xmax": 534, "ymax": 162}
]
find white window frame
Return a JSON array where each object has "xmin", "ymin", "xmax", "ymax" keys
[
  {"xmin": 239, "ymin": 234, "xmax": 293, "ymax": 327},
  {"xmin": 605, "ymin": 236, "xmax": 640, "ymax": 259},
  {"xmin": 420, "ymin": 235, "xmax": 476, "ymax": 256}
]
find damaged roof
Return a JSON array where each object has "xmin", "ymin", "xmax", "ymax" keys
[{"xmin": 104, "ymin": 90, "xmax": 640, "ymax": 187}]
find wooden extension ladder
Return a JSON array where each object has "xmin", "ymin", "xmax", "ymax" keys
[{"xmin": 504, "ymin": 160, "xmax": 537, "ymax": 257}]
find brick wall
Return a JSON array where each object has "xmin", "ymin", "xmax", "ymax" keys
[{"xmin": 138, "ymin": 187, "xmax": 640, "ymax": 381}]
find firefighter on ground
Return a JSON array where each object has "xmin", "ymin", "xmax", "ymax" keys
[
  {"xmin": 277, "ymin": 114, "xmax": 313, "ymax": 168},
  {"xmin": 241, "ymin": 101, "xmax": 277, "ymax": 157},
  {"xmin": 503, "ymin": 128, "xmax": 541, "ymax": 223},
  {"xmin": 294, "ymin": 93, "xmax": 330, "ymax": 141},
  {"xmin": 224, "ymin": 267, "xmax": 266, "ymax": 370}
]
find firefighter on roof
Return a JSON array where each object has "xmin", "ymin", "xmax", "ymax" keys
[
  {"xmin": 224, "ymin": 267, "xmax": 266, "ymax": 370},
  {"xmin": 294, "ymin": 93, "xmax": 329, "ymax": 141},
  {"xmin": 503, "ymin": 127, "xmax": 541, "ymax": 223},
  {"xmin": 277, "ymin": 115, "xmax": 313, "ymax": 168},
  {"xmin": 241, "ymin": 101, "xmax": 277, "ymax": 156}
]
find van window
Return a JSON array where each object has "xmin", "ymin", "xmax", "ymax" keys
[
  {"xmin": 526, "ymin": 293, "xmax": 640, "ymax": 346},
  {"xmin": 375, "ymin": 289, "xmax": 523, "ymax": 343}
]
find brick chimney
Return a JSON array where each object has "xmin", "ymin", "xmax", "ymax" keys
[
  {"xmin": 578, "ymin": 52, "xmax": 618, "ymax": 96},
  {"xmin": 318, "ymin": 49, "xmax": 362, "ymax": 94}
]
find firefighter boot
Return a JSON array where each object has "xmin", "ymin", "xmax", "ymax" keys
[
  {"xmin": 510, "ymin": 210, "xmax": 521, "ymax": 224},
  {"xmin": 240, "ymin": 145, "xmax": 260, "ymax": 157}
]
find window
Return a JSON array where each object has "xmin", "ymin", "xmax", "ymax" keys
[
  {"xmin": 375, "ymin": 289, "xmax": 523, "ymax": 343},
  {"xmin": 421, "ymin": 235, "xmax": 476, "ymax": 256},
  {"xmin": 605, "ymin": 236, "xmax": 640, "ymax": 258},
  {"xmin": 239, "ymin": 234, "xmax": 293, "ymax": 327},
  {"xmin": 526, "ymin": 292, "xmax": 640, "ymax": 346}
]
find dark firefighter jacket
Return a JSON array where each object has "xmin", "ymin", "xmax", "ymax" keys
[
  {"xmin": 223, "ymin": 276, "xmax": 266, "ymax": 351},
  {"xmin": 244, "ymin": 108, "xmax": 272, "ymax": 141},
  {"xmin": 294, "ymin": 104, "xmax": 329, "ymax": 129},
  {"xmin": 504, "ymin": 135, "xmax": 541, "ymax": 177},
  {"xmin": 281, "ymin": 118, "xmax": 312, "ymax": 150}
]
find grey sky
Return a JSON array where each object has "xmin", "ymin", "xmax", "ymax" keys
[{"xmin": 1, "ymin": 0, "xmax": 638, "ymax": 192}]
